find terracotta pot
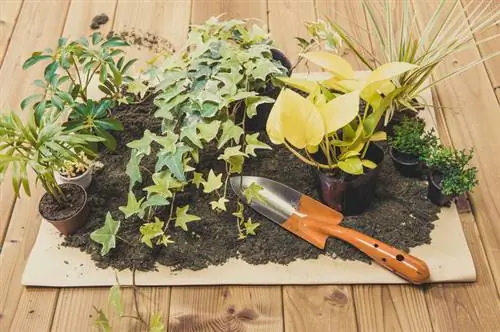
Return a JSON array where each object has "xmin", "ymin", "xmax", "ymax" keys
[
  {"xmin": 55, "ymin": 167, "xmax": 92, "ymax": 189},
  {"xmin": 388, "ymin": 146, "xmax": 421, "ymax": 177},
  {"xmin": 39, "ymin": 183, "xmax": 89, "ymax": 235},
  {"xmin": 427, "ymin": 171, "xmax": 454, "ymax": 206},
  {"xmin": 315, "ymin": 143, "xmax": 385, "ymax": 216}
]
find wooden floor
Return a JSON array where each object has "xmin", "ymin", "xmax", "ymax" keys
[{"xmin": 1, "ymin": 1, "xmax": 499, "ymax": 331}]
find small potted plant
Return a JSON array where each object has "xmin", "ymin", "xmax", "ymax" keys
[
  {"xmin": 388, "ymin": 116, "xmax": 437, "ymax": 177},
  {"xmin": 266, "ymin": 51, "xmax": 417, "ymax": 214},
  {"xmin": 54, "ymin": 150, "xmax": 94, "ymax": 189},
  {"xmin": 424, "ymin": 145, "xmax": 478, "ymax": 206},
  {"xmin": 0, "ymin": 112, "xmax": 102, "ymax": 234}
]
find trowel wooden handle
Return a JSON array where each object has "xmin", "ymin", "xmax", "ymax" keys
[{"xmin": 307, "ymin": 217, "xmax": 430, "ymax": 284}]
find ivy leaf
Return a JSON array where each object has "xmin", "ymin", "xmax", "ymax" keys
[
  {"xmin": 228, "ymin": 155, "xmax": 244, "ymax": 174},
  {"xmin": 139, "ymin": 218, "xmax": 165, "ymax": 248},
  {"xmin": 244, "ymin": 96, "xmax": 274, "ymax": 118},
  {"xmin": 210, "ymin": 197, "xmax": 229, "ymax": 212},
  {"xmin": 245, "ymin": 133, "xmax": 271, "ymax": 157},
  {"xmin": 243, "ymin": 182, "xmax": 267, "ymax": 204},
  {"xmin": 252, "ymin": 58, "xmax": 282, "ymax": 81},
  {"xmin": 127, "ymin": 79, "xmax": 148, "ymax": 97},
  {"xmin": 180, "ymin": 122, "xmax": 203, "ymax": 148},
  {"xmin": 144, "ymin": 171, "xmax": 183, "ymax": 198},
  {"xmin": 126, "ymin": 152, "xmax": 143, "ymax": 190},
  {"xmin": 109, "ymin": 285, "xmax": 123, "ymax": 315},
  {"xmin": 158, "ymin": 235, "xmax": 174, "ymax": 246},
  {"xmin": 233, "ymin": 202, "xmax": 245, "ymax": 224},
  {"xmin": 192, "ymin": 172, "xmax": 204, "ymax": 189},
  {"xmin": 142, "ymin": 194, "xmax": 170, "ymax": 209},
  {"xmin": 175, "ymin": 205, "xmax": 201, "ymax": 231},
  {"xmin": 149, "ymin": 313, "xmax": 166, "ymax": 332},
  {"xmin": 155, "ymin": 144, "xmax": 192, "ymax": 181},
  {"xmin": 202, "ymin": 170, "xmax": 223, "ymax": 193},
  {"xmin": 217, "ymin": 120, "xmax": 244, "ymax": 149},
  {"xmin": 90, "ymin": 213, "xmax": 121, "ymax": 256},
  {"xmin": 218, "ymin": 145, "xmax": 247, "ymax": 162},
  {"xmin": 197, "ymin": 120, "xmax": 220, "ymax": 142},
  {"xmin": 93, "ymin": 307, "xmax": 112, "ymax": 332},
  {"xmin": 244, "ymin": 218, "xmax": 260, "ymax": 236},
  {"xmin": 119, "ymin": 191, "xmax": 145, "ymax": 219},
  {"xmin": 127, "ymin": 130, "xmax": 155, "ymax": 156}
]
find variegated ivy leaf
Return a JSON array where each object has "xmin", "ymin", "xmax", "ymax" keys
[
  {"xmin": 126, "ymin": 151, "xmax": 143, "ymax": 190},
  {"xmin": 126, "ymin": 79, "xmax": 148, "ymax": 98},
  {"xmin": 175, "ymin": 205, "xmax": 201, "ymax": 231},
  {"xmin": 243, "ymin": 218, "xmax": 260, "ymax": 236},
  {"xmin": 232, "ymin": 202, "xmax": 245, "ymax": 224},
  {"xmin": 210, "ymin": 197, "xmax": 229, "ymax": 212},
  {"xmin": 218, "ymin": 145, "xmax": 247, "ymax": 162},
  {"xmin": 228, "ymin": 155, "xmax": 244, "ymax": 174},
  {"xmin": 180, "ymin": 121, "xmax": 203, "ymax": 148},
  {"xmin": 154, "ymin": 130, "xmax": 178, "ymax": 153},
  {"xmin": 192, "ymin": 172, "xmax": 204, "ymax": 189},
  {"xmin": 243, "ymin": 182, "xmax": 266, "ymax": 204},
  {"xmin": 217, "ymin": 120, "xmax": 244, "ymax": 149},
  {"xmin": 183, "ymin": 157, "xmax": 196, "ymax": 172},
  {"xmin": 142, "ymin": 194, "xmax": 169, "ymax": 209},
  {"xmin": 144, "ymin": 171, "xmax": 183, "ymax": 198},
  {"xmin": 251, "ymin": 58, "xmax": 284, "ymax": 81},
  {"xmin": 109, "ymin": 284, "xmax": 123, "ymax": 315},
  {"xmin": 126, "ymin": 130, "xmax": 156, "ymax": 156},
  {"xmin": 197, "ymin": 120, "xmax": 220, "ymax": 142},
  {"xmin": 139, "ymin": 218, "xmax": 165, "ymax": 248},
  {"xmin": 149, "ymin": 312, "xmax": 166, "ymax": 332},
  {"xmin": 155, "ymin": 144, "xmax": 192, "ymax": 181},
  {"xmin": 119, "ymin": 191, "xmax": 145, "ymax": 219},
  {"xmin": 229, "ymin": 90, "xmax": 257, "ymax": 103},
  {"xmin": 90, "ymin": 213, "xmax": 120, "ymax": 256},
  {"xmin": 245, "ymin": 133, "xmax": 271, "ymax": 157},
  {"xmin": 245, "ymin": 96, "xmax": 274, "ymax": 118},
  {"xmin": 93, "ymin": 307, "xmax": 112, "ymax": 332},
  {"xmin": 202, "ymin": 170, "xmax": 223, "ymax": 193},
  {"xmin": 154, "ymin": 94, "xmax": 189, "ymax": 119},
  {"xmin": 197, "ymin": 90, "xmax": 223, "ymax": 118},
  {"xmin": 214, "ymin": 72, "xmax": 242, "ymax": 95}
]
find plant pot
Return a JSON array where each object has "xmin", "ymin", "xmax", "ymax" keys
[
  {"xmin": 427, "ymin": 171, "xmax": 454, "ymax": 207},
  {"xmin": 39, "ymin": 183, "xmax": 89, "ymax": 235},
  {"xmin": 388, "ymin": 146, "xmax": 421, "ymax": 177},
  {"xmin": 55, "ymin": 167, "xmax": 93, "ymax": 189},
  {"xmin": 235, "ymin": 48, "xmax": 292, "ymax": 132},
  {"xmin": 315, "ymin": 143, "xmax": 385, "ymax": 216}
]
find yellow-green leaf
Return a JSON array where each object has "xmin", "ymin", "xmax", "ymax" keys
[
  {"xmin": 300, "ymin": 51, "xmax": 355, "ymax": 79},
  {"xmin": 277, "ymin": 76, "xmax": 318, "ymax": 94},
  {"xmin": 119, "ymin": 191, "xmax": 145, "ymax": 219},
  {"xmin": 369, "ymin": 131, "xmax": 387, "ymax": 141},
  {"xmin": 362, "ymin": 159, "xmax": 377, "ymax": 169},
  {"xmin": 175, "ymin": 205, "xmax": 200, "ymax": 231},
  {"xmin": 266, "ymin": 91, "xmax": 286, "ymax": 145},
  {"xmin": 365, "ymin": 62, "xmax": 417, "ymax": 86},
  {"xmin": 201, "ymin": 170, "xmax": 223, "ymax": 193},
  {"xmin": 149, "ymin": 313, "xmax": 165, "ymax": 332},
  {"xmin": 319, "ymin": 90, "xmax": 360, "ymax": 134},
  {"xmin": 109, "ymin": 285, "xmax": 123, "ymax": 315},
  {"xmin": 337, "ymin": 157, "xmax": 363, "ymax": 175},
  {"xmin": 210, "ymin": 197, "xmax": 229, "ymax": 212}
]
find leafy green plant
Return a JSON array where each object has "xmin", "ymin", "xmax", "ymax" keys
[
  {"xmin": 0, "ymin": 110, "xmax": 102, "ymax": 203},
  {"xmin": 313, "ymin": 0, "xmax": 500, "ymax": 123},
  {"xmin": 389, "ymin": 116, "xmax": 438, "ymax": 156},
  {"xmin": 424, "ymin": 145, "xmax": 478, "ymax": 196},
  {"xmin": 21, "ymin": 32, "xmax": 136, "ymax": 149}
]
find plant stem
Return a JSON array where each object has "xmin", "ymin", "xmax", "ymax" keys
[
  {"xmin": 163, "ymin": 193, "xmax": 176, "ymax": 231},
  {"xmin": 284, "ymin": 141, "xmax": 334, "ymax": 169},
  {"xmin": 131, "ymin": 267, "xmax": 147, "ymax": 326}
]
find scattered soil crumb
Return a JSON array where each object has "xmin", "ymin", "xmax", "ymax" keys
[
  {"xmin": 107, "ymin": 28, "xmax": 175, "ymax": 54},
  {"xmin": 90, "ymin": 13, "xmax": 109, "ymax": 30}
]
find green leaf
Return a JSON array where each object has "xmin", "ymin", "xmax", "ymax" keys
[
  {"xmin": 102, "ymin": 38, "xmax": 129, "ymax": 48},
  {"xmin": 155, "ymin": 145, "xmax": 191, "ymax": 182},
  {"xmin": 119, "ymin": 191, "xmax": 145, "ymax": 219},
  {"xmin": 210, "ymin": 197, "xmax": 229, "ymax": 212},
  {"xmin": 20, "ymin": 94, "xmax": 43, "ymax": 110},
  {"xmin": 232, "ymin": 202, "xmax": 244, "ymax": 223},
  {"xmin": 90, "ymin": 213, "xmax": 121, "ymax": 256},
  {"xmin": 337, "ymin": 157, "xmax": 364, "ymax": 175},
  {"xmin": 139, "ymin": 218, "xmax": 165, "ymax": 248},
  {"xmin": 92, "ymin": 32, "xmax": 102, "ymax": 45},
  {"xmin": 180, "ymin": 122, "xmax": 202, "ymax": 148},
  {"xmin": 127, "ymin": 130, "xmax": 155, "ymax": 156},
  {"xmin": 251, "ymin": 58, "xmax": 282, "ymax": 81},
  {"xmin": 175, "ymin": 205, "xmax": 201, "ymax": 231},
  {"xmin": 218, "ymin": 145, "xmax": 247, "ymax": 162},
  {"xmin": 22, "ymin": 55, "xmax": 52, "ymax": 70},
  {"xmin": 126, "ymin": 151, "xmax": 143, "ymax": 190},
  {"xmin": 93, "ymin": 307, "xmax": 112, "ymax": 332},
  {"xmin": 127, "ymin": 79, "xmax": 148, "ymax": 96},
  {"xmin": 202, "ymin": 170, "xmax": 223, "ymax": 193},
  {"xmin": 197, "ymin": 120, "xmax": 220, "ymax": 142},
  {"xmin": 144, "ymin": 171, "xmax": 183, "ymax": 198},
  {"xmin": 142, "ymin": 194, "xmax": 169, "ymax": 209},
  {"xmin": 243, "ymin": 182, "xmax": 266, "ymax": 204},
  {"xmin": 217, "ymin": 120, "xmax": 244, "ymax": 149},
  {"xmin": 245, "ymin": 133, "xmax": 271, "ymax": 157},
  {"xmin": 244, "ymin": 96, "xmax": 274, "ymax": 118},
  {"xmin": 361, "ymin": 159, "xmax": 377, "ymax": 169},
  {"xmin": 228, "ymin": 155, "xmax": 244, "ymax": 174},
  {"xmin": 149, "ymin": 313, "xmax": 166, "ymax": 332},
  {"xmin": 95, "ymin": 119, "xmax": 123, "ymax": 131},
  {"xmin": 244, "ymin": 218, "xmax": 260, "ymax": 236},
  {"xmin": 109, "ymin": 285, "xmax": 123, "ymax": 315},
  {"xmin": 192, "ymin": 172, "xmax": 204, "ymax": 189}
]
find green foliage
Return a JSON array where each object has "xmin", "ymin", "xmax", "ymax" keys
[
  {"xmin": 0, "ymin": 111, "xmax": 102, "ymax": 201},
  {"xmin": 139, "ymin": 217, "xmax": 173, "ymax": 248},
  {"xmin": 242, "ymin": 182, "xmax": 266, "ymax": 204},
  {"xmin": 424, "ymin": 145, "xmax": 478, "ymax": 196},
  {"xmin": 389, "ymin": 116, "xmax": 438, "ymax": 156},
  {"xmin": 93, "ymin": 306, "xmax": 112, "ymax": 332},
  {"xmin": 119, "ymin": 191, "xmax": 145, "ymax": 219},
  {"xmin": 232, "ymin": 202, "xmax": 260, "ymax": 239},
  {"xmin": 149, "ymin": 313, "xmax": 166, "ymax": 332},
  {"xmin": 175, "ymin": 205, "xmax": 201, "ymax": 231},
  {"xmin": 202, "ymin": 170, "xmax": 223, "ymax": 193},
  {"xmin": 109, "ymin": 285, "xmax": 123, "ymax": 316},
  {"xmin": 90, "ymin": 212, "xmax": 121, "ymax": 255}
]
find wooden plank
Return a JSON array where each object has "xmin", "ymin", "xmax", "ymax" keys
[
  {"xmin": 169, "ymin": 286, "xmax": 283, "ymax": 332},
  {"xmin": 283, "ymin": 286, "xmax": 357, "ymax": 332},
  {"xmin": 461, "ymin": 0, "xmax": 500, "ymax": 88},
  {"xmin": 268, "ymin": 0, "xmax": 316, "ymax": 71},
  {"xmin": 8, "ymin": 288, "xmax": 59, "ymax": 332},
  {"xmin": 191, "ymin": 0, "xmax": 267, "ymax": 24},
  {"xmin": 414, "ymin": 0, "xmax": 500, "ymax": 293},
  {"xmin": 0, "ymin": 0, "xmax": 23, "ymax": 65}
]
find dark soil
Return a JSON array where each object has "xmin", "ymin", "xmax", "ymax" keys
[
  {"xmin": 64, "ymin": 95, "xmax": 440, "ymax": 271},
  {"xmin": 106, "ymin": 29, "xmax": 175, "ymax": 54},
  {"xmin": 90, "ymin": 14, "xmax": 109, "ymax": 30},
  {"xmin": 40, "ymin": 184, "xmax": 86, "ymax": 221}
]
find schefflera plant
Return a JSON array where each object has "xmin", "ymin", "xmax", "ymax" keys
[{"xmin": 102, "ymin": 17, "xmax": 287, "ymax": 251}]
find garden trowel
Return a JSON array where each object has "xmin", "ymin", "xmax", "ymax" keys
[{"xmin": 230, "ymin": 176, "xmax": 430, "ymax": 284}]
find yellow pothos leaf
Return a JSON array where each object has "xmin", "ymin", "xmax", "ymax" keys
[
  {"xmin": 362, "ymin": 159, "xmax": 377, "ymax": 169},
  {"xmin": 337, "ymin": 157, "xmax": 363, "ymax": 175},
  {"xmin": 300, "ymin": 51, "xmax": 355, "ymax": 79},
  {"xmin": 319, "ymin": 90, "xmax": 360, "ymax": 134},
  {"xmin": 279, "ymin": 89, "xmax": 324, "ymax": 149},
  {"xmin": 277, "ymin": 76, "xmax": 318, "ymax": 94},
  {"xmin": 306, "ymin": 144, "xmax": 319, "ymax": 153},
  {"xmin": 365, "ymin": 62, "xmax": 417, "ymax": 86},
  {"xmin": 369, "ymin": 131, "xmax": 387, "ymax": 141},
  {"xmin": 266, "ymin": 91, "xmax": 286, "ymax": 145}
]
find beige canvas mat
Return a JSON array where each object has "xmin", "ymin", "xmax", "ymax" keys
[{"xmin": 22, "ymin": 75, "xmax": 476, "ymax": 286}]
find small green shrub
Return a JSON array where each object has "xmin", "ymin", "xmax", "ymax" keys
[
  {"xmin": 389, "ymin": 116, "xmax": 437, "ymax": 157},
  {"xmin": 425, "ymin": 146, "xmax": 478, "ymax": 196}
]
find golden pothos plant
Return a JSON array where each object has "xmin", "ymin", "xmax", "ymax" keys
[{"xmin": 267, "ymin": 51, "xmax": 417, "ymax": 175}]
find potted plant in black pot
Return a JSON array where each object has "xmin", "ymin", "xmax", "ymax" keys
[
  {"xmin": 0, "ymin": 111, "xmax": 102, "ymax": 235},
  {"xmin": 424, "ymin": 145, "xmax": 478, "ymax": 206},
  {"xmin": 388, "ymin": 115, "xmax": 437, "ymax": 177}
]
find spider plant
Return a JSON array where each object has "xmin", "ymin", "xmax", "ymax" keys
[{"xmin": 326, "ymin": 0, "xmax": 500, "ymax": 123}]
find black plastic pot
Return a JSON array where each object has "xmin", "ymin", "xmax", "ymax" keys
[
  {"xmin": 235, "ymin": 48, "xmax": 292, "ymax": 132},
  {"xmin": 388, "ymin": 146, "xmax": 421, "ymax": 177},
  {"xmin": 315, "ymin": 143, "xmax": 385, "ymax": 216},
  {"xmin": 39, "ymin": 183, "xmax": 89, "ymax": 235},
  {"xmin": 427, "ymin": 171, "xmax": 454, "ymax": 207}
]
